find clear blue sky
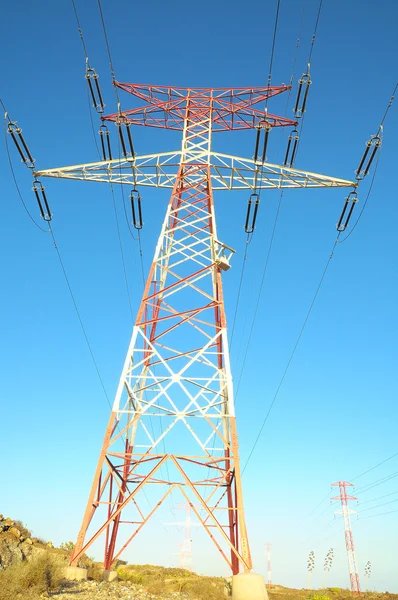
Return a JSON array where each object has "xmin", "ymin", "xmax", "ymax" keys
[{"xmin": 1, "ymin": 0, "xmax": 397, "ymax": 592}]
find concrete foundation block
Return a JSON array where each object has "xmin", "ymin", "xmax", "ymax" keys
[
  {"xmin": 63, "ymin": 566, "xmax": 88, "ymax": 581},
  {"xmin": 103, "ymin": 569, "xmax": 118, "ymax": 582},
  {"xmin": 232, "ymin": 572, "xmax": 268, "ymax": 600}
]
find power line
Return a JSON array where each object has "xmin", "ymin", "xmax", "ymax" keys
[
  {"xmin": 265, "ymin": 0, "xmax": 281, "ymax": 108},
  {"xmin": 351, "ymin": 451, "xmax": 398, "ymax": 482},
  {"xmin": 49, "ymin": 226, "xmax": 112, "ymax": 408},
  {"xmin": 355, "ymin": 471, "xmax": 398, "ymax": 495},
  {"xmin": 109, "ymin": 182, "xmax": 134, "ymax": 319},
  {"xmin": 97, "ymin": 0, "xmax": 121, "ymax": 108},
  {"xmin": 229, "ymin": 234, "xmax": 251, "ymax": 349},
  {"xmin": 242, "ymin": 233, "xmax": 341, "ymax": 473},
  {"xmin": 358, "ymin": 490, "xmax": 398, "ymax": 506},
  {"xmin": 234, "ymin": 190, "xmax": 284, "ymax": 399},
  {"xmin": 359, "ymin": 508, "xmax": 398, "ymax": 521},
  {"xmin": 307, "ymin": 0, "xmax": 323, "ymax": 64},
  {"xmin": 359, "ymin": 498, "xmax": 398, "ymax": 514},
  {"xmin": 70, "ymin": 0, "xmax": 90, "ymax": 61}
]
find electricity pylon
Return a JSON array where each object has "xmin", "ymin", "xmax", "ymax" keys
[
  {"xmin": 35, "ymin": 83, "xmax": 355, "ymax": 574},
  {"xmin": 265, "ymin": 542, "xmax": 272, "ymax": 587},
  {"xmin": 331, "ymin": 481, "xmax": 361, "ymax": 595}
]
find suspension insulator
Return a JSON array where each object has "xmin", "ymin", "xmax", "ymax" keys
[
  {"xmin": 99, "ymin": 124, "xmax": 112, "ymax": 161},
  {"xmin": 336, "ymin": 190, "xmax": 358, "ymax": 231},
  {"xmin": 261, "ymin": 125, "xmax": 271, "ymax": 163},
  {"xmin": 32, "ymin": 180, "xmax": 52, "ymax": 221},
  {"xmin": 86, "ymin": 67, "xmax": 105, "ymax": 114},
  {"xmin": 117, "ymin": 118, "xmax": 135, "ymax": 159},
  {"xmin": 7, "ymin": 122, "xmax": 35, "ymax": 168},
  {"xmin": 253, "ymin": 125, "xmax": 261, "ymax": 163},
  {"xmin": 284, "ymin": 128, "xmax": 299, "ymax": 167},
  {"xmin": 294, "ymin": 73, "xmax": 311, "ymax": 118},
  {"xmin": 253, "ymin": 120, "xmax": 271, "ymax": 164},
  {"xmin": 355, "ymin": 134, "xmax": 381, "ymax": 180},
  {"xmin": 244, "ymin": 193, "xmax": 260, "ymax": 233},
  {"xmin": 130, "ymin": 188, "xmax": 143, "ymax": 229}
]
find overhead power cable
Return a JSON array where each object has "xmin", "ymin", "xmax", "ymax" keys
[
  {"xmin": 359, "ymin": 508, "xmax": 398, "ymax": 521},
  {"xmin": 359, "ymin": 498, "xmax": 398, "ymax": 513},
  {"xmin": 358, "ymin": 490, "xmax": 398, "ymax": 506},
  {"xmin": 307, "ymin": 0, "xmax": 323, "ymax": 64},
  {"xmin": 242, "ymin": 232, "xmax": 341, "ymax": 474},
  {"xmin": 355, "ymin": 471, "xmax": 398, "ymax": 495},
  {"xmin": 97, "ymin": 0, "xmax": 121, "ymax": 108},
  {"xmin": 351, "ymin": 451, "xmax": 398, "ymax": 482},
  {"xmin": 49, "ymin": 227, "xmax": 112, "ymax": 407},
  {"xmin": 265, "ymin": 0, "xmax": 281, "ymax": 109},
  {"xmin": 233, "ymin": 190, "xmax": 284, "ymax": 388}
]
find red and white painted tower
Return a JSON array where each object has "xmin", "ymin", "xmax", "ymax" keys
[
  {"xmin": 266, "ymin": 543, "xmax": 272, "ymax": 587},
  {"xmin": 331, "ymin": 481, "xmax": 361, "ymax": 595},
  {"xmin": 36, "ymin": 83, "xmax": 355, "ymax": 575}
]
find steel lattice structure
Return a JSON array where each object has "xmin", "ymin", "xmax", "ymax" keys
[
  {"xmin": 331, "ymin": 481, "xmax": 362, "ymax": 595},
  {"xmin": 35, "ymin": 83, "xmax": 356, "ymax": 574},
  {"xmin": 266, "ymin": 542, "xmax": 272, "ymax": 587}
]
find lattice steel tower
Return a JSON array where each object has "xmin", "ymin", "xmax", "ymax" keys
[
  {"xmin": 36, "ymin": 83, "xmax": 355, "ymax": 575},
  {"xmin": 331, "ymin": 481, "xmax": 361, "ymax": 595}
]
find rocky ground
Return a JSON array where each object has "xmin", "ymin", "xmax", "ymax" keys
[{"xmin": 50, "ymin": 580, "xmax": 189, "ymax": 599}]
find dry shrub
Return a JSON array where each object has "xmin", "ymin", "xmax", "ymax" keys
[
  {"xmin": 0, "ymin": 551, "xmax": 62, "ymax": 600},
  {"xmin": 13, "ymin": 520, "xmax": 32, "ymax": 539},
  {"xmin": 87, "ymin": 562, "xmax": 104, "ymax": 581}
]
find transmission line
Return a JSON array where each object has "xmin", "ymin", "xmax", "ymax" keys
[
  {"xmin": 359, "ymin": 490, "xmax": 398, "ymax": 506},
  {"xmin": 359, "ymin": 508, "xmax": 398, "ymax": 520},
  {"xmin": 351, "ymin": 451, "xmax": 398, "ymax": 482},
  {"xmin": 359, "ymin": 498, "xmax": 398, "ymax": 513},
  {"xmin": 355, "ymin": 471, "xmax": 398, "ymax": 494},
  {"xmin": 242, "ymin": 232, "xmax": 341, "ymax": 474}
]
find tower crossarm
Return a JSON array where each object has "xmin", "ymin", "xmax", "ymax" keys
[
  {"xmin": 103, "ymin": 104, "xmax": 297, "ymax": 132},
  {"xmin": 114, "ymin": 82, "xmax": 291, "ymax": 108},
  {"xmin": 102, "ymin": 83, "xmax": 298, "ymax": 131},
  {"xmin": 34, "ymin": 152, "xmax": 357, "ymax": 191}
]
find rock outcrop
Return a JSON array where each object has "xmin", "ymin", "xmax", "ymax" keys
[{"xmin": 0, "ymin": 514, "xmax": 45, "ymax": 569}]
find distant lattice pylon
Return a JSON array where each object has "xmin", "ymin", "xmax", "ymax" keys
[
  {"xmin": 165, "ymin": 503, "xmax": 200, "ymax": 570},
  {"xmin": 331, "ymin": 481, "xmax": 361, "ymax": 595},
  {"xmin": 265, "ymin": 543, "xmax": 272, "ymax": 588}
]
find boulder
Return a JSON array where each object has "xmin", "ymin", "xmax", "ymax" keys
[
  {"xmin": 1, "ymin": 518, "xmax": 13, "ymax": 528},
  {"xmin": 8, "ymin": 526, "xmax": 22, "ymax": 539}
]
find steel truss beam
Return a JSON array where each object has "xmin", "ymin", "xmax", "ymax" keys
[{"xmin": 35, "ymin": 151, "xmax": 356, "ymax": 190}]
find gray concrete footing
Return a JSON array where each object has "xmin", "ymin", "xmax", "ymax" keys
[
  {"xmin": 103, "ymin": 569, "xmax": 118, "ymax": 582},
  {"xmin": 231, "ymin": 572, "xmax": 268, "ymax": 600},
  {"xmin": 63, "ymin": 566, "xmax": 88, "ymax": 581}
]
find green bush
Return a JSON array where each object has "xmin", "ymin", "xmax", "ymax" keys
[{"xmin": 0, "ymin": 551, "xmax": 62, "ymax": 600}]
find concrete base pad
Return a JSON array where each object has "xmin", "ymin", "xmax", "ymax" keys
[
  {"xmin": 103, "ymin": 569, "xmax": 118, "ymax": 582},
  {"xmin": 63, "ymin": 566, "xmax": 88, "ymax": 581},
  {"xmin": 232, "ymin": 572, "xmax": 268, "ymax": 600}
]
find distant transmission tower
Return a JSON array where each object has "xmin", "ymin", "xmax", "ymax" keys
[
  {"xmin": 265, "ymin": 543, "xmax": 272, "ymax": 588},
  {"xmin": 364, "ymin": 561, "xmax": 371, "ymax": 591},
  {"xmin": 35, "ymin": 81, "xmax": 355, "ymax": 587},
  {"xmin": 331, "ymin": 481, "xmax": 361, "ymax": 595},
  {"xmin": 166, "ymin": 503, "xmax": 200, "ymax": 570}
]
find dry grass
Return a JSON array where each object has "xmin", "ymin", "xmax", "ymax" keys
[
  {"xmin": 0, "ymin": 551, "xmax": 63, "ymax": 600},
  {"xmin": 116, "ymin": 564, "xmax": 225, "ymax": 599}
]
